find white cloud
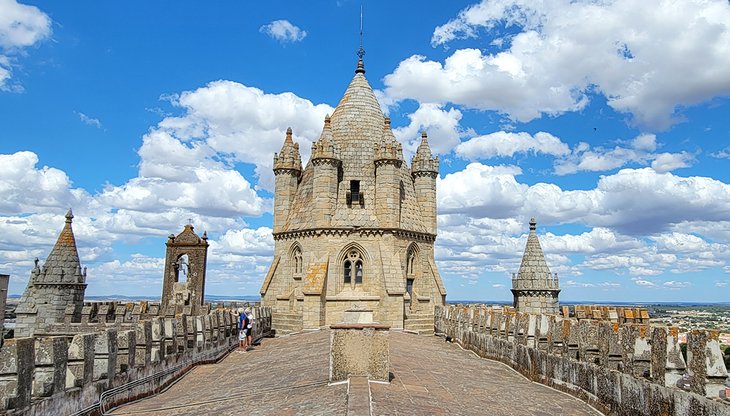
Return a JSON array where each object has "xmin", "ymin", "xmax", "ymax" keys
[
  {"xmin": 663, "ymin": 281, "xmax": 691, "ymax": 289},
  {"xmin": 455, "ymin": 131, "xmax": 569, "ymax": 160},
  {"xmin": 711, "ymin": 146, "xmax": 730, "ymax": 159},
  {"xmin": 392, "ymin": 103, "xmax": 470, "ymax": 156},
  {"xmin": 634, "ymin": 279, "xmax": 656, "ymax": 287},
  {"xmin": 77, "ymin": 112, "xmax": 102, "ymax": 129},
  {"xmin": 0, "ymin": 0, "xmax": 51, "ymax": 89},
  {"xmin": 387, "ymin": 0, "xmax": 730, "ymax": 129},
  {"xmin": 651, "ymin": 152, "xmax": 694, "ymax": 173},
  {"xmin": 157, "ymin": 80, "xmax": 333, "ymax": 190},
  {"xmin": 259, "ymin": 20, "xmax": 307, "ymax": 43},
  {"xmin": 554, "ymin": 134, "xmax": 658, "ymax": 175}
]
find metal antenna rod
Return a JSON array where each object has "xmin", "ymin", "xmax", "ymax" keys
[{"xmin": 357, "ymin": 4, "xmax": 365, "ymax": 59}]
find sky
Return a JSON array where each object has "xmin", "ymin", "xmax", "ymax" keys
[{"xmin": 1, "ymin": 0, "xmax": 730, "ymax": 303}]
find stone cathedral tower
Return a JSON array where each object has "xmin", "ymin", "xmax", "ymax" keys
[
  {"xmin": 260, "ymin": 56, "xmax": 446, "ymax": 334},
  {"xmin": 511, "ymin": 218, "xmax": 561, "ymax": 314},
  {"xmin": 160, "ymin": 223, "xmax": 209, "ymax": 315},
  {"xmin": 15, "ymin": 209, "xmax": 87, "ymax": 337}
]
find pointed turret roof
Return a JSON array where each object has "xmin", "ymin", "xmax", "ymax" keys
[
  {"xmin": 38, "ymin": 209, "xmax": 85, "ymax": 284},
  {"xmin": 375, "ymin": 116, "xmax": 403, "ymax": 162},
  {"xmin": 274, "ymin": 127, "xmax": 302, "ymax": 172},
  {"xmin": 411, "ymin": 132, "xmax": 439, "ymax": 175},
  {"xmin": 311, "ymin": 115, "xmax": 339, "ymax": 161},
  {"xmin": 515, "ymin": 218, "xmax": 553, "ymax": 283}
]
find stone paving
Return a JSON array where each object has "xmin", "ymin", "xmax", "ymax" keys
[{"xmin": 111, "ymin": 330, "xmax": 601, "ymax": 416}]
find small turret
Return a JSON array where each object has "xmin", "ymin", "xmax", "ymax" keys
[
  {"xmin": 15, "ymin": 209, "xmax": 88, "ymax": 336},
  {"xmin": 411, "ymin": 132, "xmax": 439, "ymax": 234},
  {"xmin": 273, "ymin": 128, "xmax": 303, "ymax": 233},
  {"xmin": 511, "ymin": 218, "xmax": 561, "ymax": 314},
  {"xmin": 411, "ymin": 132, "xmax": 439, "ymax": 176},
  {"xmin": 374, "ymin": 117, "xmax": 404, "ymax": 228},
  {"xmin": 374, "ymin": 117, "xmax": 403, "ymax": 164},
  {"xmin": 273, "ymin": 127, "xmax": 303, "ymax": 174},
  {"xmin": 311, "ymin": 115, "xmax": 341, "ymax": 228},
  {"xmin": 311, "ymin": 115, "xmax": 340, "ymax": 162}
]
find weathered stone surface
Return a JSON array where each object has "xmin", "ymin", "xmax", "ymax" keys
[{"xmin": 330, "ymin": 325, "xmax": 389, "ymax": 382}]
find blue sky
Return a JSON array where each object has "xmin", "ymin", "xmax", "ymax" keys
[{"xmin": 1, "ymin": 0, "xmax": 730, "ymax": 302}]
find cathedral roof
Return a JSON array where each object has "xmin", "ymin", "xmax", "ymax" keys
[
  {"xmin": 329, "ymin": 63, "xmax": 385, "ymax": 159},
  {"xmin": 35, "ymin": 209, "xmax": 85, "ymax": 284},
  {"xmin": 514, "ymin": 218, "xmax": 554, "ymax": 286}
]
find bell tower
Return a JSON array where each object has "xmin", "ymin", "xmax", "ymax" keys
[{"xmin": 161, "ymin": 222, "xmax": 209, "ymax": 315}]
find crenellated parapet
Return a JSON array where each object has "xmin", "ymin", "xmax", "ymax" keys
[
  {"xmin": 435, "ymin": 305, "xmax": 729, "ymax": 414},
  {"xmin": 0, "ymin": 306, "xmax": 272, "ymax": 415}
]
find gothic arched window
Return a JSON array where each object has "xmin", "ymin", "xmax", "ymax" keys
[
  {"xmin": 292, "ymin": 246, "xmax": 303, "ymax": 276},
  {"xmin": 176, "ymin": 254, "xmax": 189, "ymax": 283},
  {"xmin": 344, "ymin": 250, "xmax": 363, "ymax": 288}
]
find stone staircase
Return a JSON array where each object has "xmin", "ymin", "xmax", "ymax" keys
[
  {"xmin": 271, "ymin": 311, "xmax": 303, "ymax": 336},
  {"xmin": 404, "ymin": 313, "xmax": 434, "ymax": 335}
]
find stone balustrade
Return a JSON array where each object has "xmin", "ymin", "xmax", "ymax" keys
[
  {"xmin": 435, "ymin": 305, "xmax": 729, "ymax": 415},
  {"xmin": 0, "ymin": 306, "xmax": 272, "ymax": 415}
]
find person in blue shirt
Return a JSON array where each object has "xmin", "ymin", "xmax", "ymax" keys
[{"xmin": 238, "ymin": 308, "xmax": 249, "ymax": 352}]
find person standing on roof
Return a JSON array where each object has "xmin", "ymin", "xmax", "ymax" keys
[
  {"xmin": 238, "ymin": 308, "xmax": 249, "ymax": 352},
  {"xmin": 244, "ymin": 307, "xmax": 254, "ymax": 350}
]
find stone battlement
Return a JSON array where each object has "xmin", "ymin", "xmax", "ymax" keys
[
  {"xmin": 435, "ymin": 305, "xmax": 729, "ymax": 415},
  {"xmin": 0, "ymin": 306, "xmax": 272, "ymax": 415}
]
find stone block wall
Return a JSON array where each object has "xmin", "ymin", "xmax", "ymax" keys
[
  {"xmin": 435, "ymin": 305, "xmax": 730, "ymax": 415},
  {"xmin": 0, "ymin": 306, "xmax": 272, "ymax": 415}
]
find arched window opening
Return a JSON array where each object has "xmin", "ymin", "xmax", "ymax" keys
[
  {"xmin": 406, "ymin": 248, "xmax": 416, "ymax": 276},
  {"xmin": 344, "ymin": 260, "xmax": 352, "ymax": 284},
  {"xmin": 292, "ymin": 246, "xmax": 303, "ymax": 276},
  {"xmin": 343, "ymin": 249, "xmax": 364, "ymax": 289},
  {"xmin": 176, "ymin": 254, "xmax": 189, "ymax": 283},
  {"xmin": 355, "ymin": 260, "xmax": 363, "ymax": 284}
]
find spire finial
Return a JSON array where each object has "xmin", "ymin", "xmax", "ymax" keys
[
  {"xmin": 529, "ymin": 217, "xmax": 537, "ymax": 231},
  {"xmin": 355, "ymin": 5, "xmax": 366, "ymax": 74},
  {"xmin": 65, "ymin": 208, "xmax": 74, "ymax": 224}
]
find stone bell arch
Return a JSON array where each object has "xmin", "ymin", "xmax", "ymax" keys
[{"xmin": 161, "ymin": 222, "xmax": 209, "ymax": 315}]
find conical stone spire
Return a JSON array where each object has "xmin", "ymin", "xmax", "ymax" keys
[
  {"xmin": 15, "ymin": 209, "xmax": 88, "ymax": 337},
  {"xmin": 511, "ymin": 217, "xmax": 560, "ymax": 314},
  {"xmin": 412, "ymin": 131, "xmax": 439, "ymax": 177},
  {"xmin": 40, "ymin": 209, "xmax": 84, "ymax": 284},
  {"xmin": 374, "ymin": 116, "xmax": 403, "ymax": 163},
  {"xmin": 273, "ymin": 127, "xmax": 302, "ymax": 174},
  {"xmin": 311, "ymin": 115, "xmax": 340, "ymax": 162}
]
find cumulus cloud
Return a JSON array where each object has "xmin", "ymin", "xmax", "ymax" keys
[
  {"xmin": 392, "ymin": 103, "xmax": 471, "ymax": 156},
  {"xmin": 259, "ymin": 20, "xmax": 307, "ymax": 43},
  {"xmin": 455, "ymin": 131, "xmax": 569, "ymax": 160},
  {"xmin": 663, "ymin": 281, "xmax": 691, "ymax": 289},
  {"xmin": 157, "ymin": 80, "xmax": 333, "ymax": 190},
  {"xmin": 386, "ymin": 0, "xmax": 730, "ymax": 129},
  {"xmin": 554, "ymin": 134, "xmax": 658, "ymax": 175},
  {"xmin": 650, "ymin": 152, "xmax": 694, "ymax": 173},
  {"xmin": 0, "ymin": 0, "xmax": 51, "ymax": 89}
]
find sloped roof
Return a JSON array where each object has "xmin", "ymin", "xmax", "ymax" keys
[{"xmin": 516, "ymin": 218, "xmax": 553, "ymax": 283}]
